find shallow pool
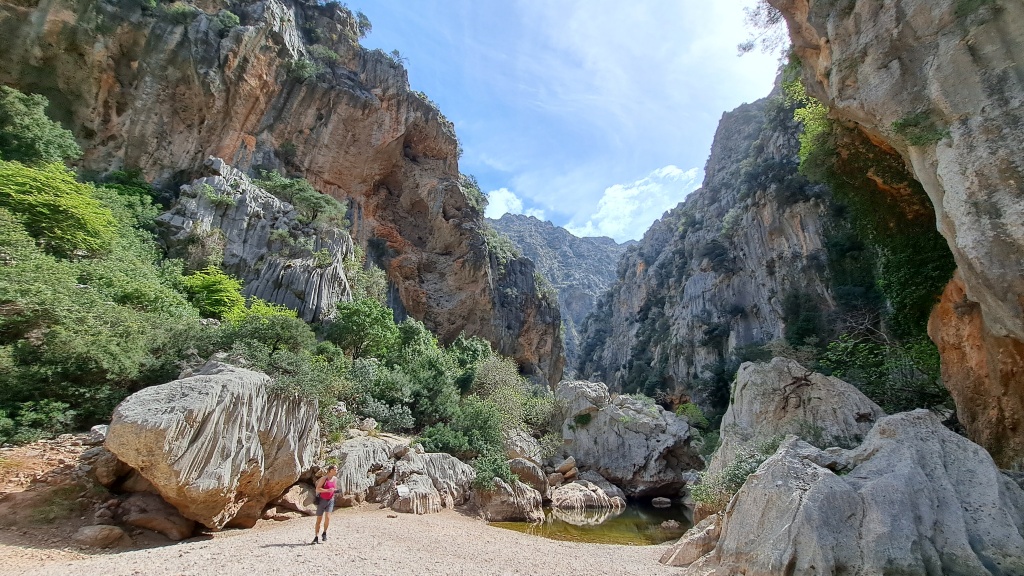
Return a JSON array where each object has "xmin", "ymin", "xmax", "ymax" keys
[{"xmin": 490, "ymin": 503, "xmax": 692, "ymax": 545}]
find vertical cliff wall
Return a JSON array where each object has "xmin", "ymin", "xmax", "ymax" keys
[
  {"xmin": 487, "ymin": 214, "xmax": 629, "ymax": 373},
  {"xmin": 0, "ymin": 0, "xmax": 562, "ymax": 383},
  {"xmin": 578, "ymin": 94, "xmax": 834, "ymax": 407},
  {"xmin": 771, "ymin": 0, "xmax": 1024, "ymax": 468}
]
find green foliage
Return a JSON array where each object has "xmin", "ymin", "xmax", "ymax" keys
[
  {"xmin": 573, "ymin": 412, "xmax": 592, "ymax": 427},
  {"xmin": 481, "ymin": 225, "xmax": 520, "ymax": 264},
  {"xmin": 470, "ymin": 453, "xmax": 517, "ymax": 491},
  {"xmin": 256, "ymin": 171, "xmax": 346, "ymax": 228},
  {"xmin": 325, "ymin": 298, "xmax": 399, "ymax": 358},
  {"xmin": 0, "ymin": 161, "xmax": 117, "ymax": 256},
  {"xmin": 782, "ymin": 290, "xmax": 823, "ymax": 347},
  {"xmin": 308, "ymin": 44, "xmax": 340, "ymax": 64},
  {"xmin": 691, "ymin": 435, "xmax": 783, "ymax": 512},
  {"xmin": 312, "ymin": 249, "xmax": 332, "ymax": 268},
  {"xmin": 182, "ymin": 266, "xmax": 245, "ymax": 319},
  {"xmin": 216, "ymin": 9, "xmax": 240, "ymax": 31},
  {"xmin": 355, "ymin": 10, "xmax": 372, "ymax": 38},
  {"xmin": 461, "ymin": 174, "xmax": 487, "ymax": 213},
  {"xmin": 199, "ymin": 183, "xmax": 236, "ymax": 207},
  {"xmin": 343, "ymin": 246, "xmax": 388, "ymax": 304},
  {"xmin": 287, "ymin": 58, "xmax": 326, "ymax": 82},
  {"xmin": 892, "ymin": 112, "xmax": 950, "ymax": 147},
  {"xmin": 162, "ymin": 2, "xmax": 199, "ymax": 24},
  {"xmin": 675, "ymin": 402, "xmax": 709, "ymax": 429},
  {"xmin": 0, "ymin": 87, "xmax": 81, "ymax": 164},
  {"xmin": 955, "ymin": 0, "xmax": 996, "ymax": 19}
]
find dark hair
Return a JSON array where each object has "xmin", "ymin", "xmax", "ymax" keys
[{"xmin": 327, "ymin": 465, "xmax": 338, "ymax": 472}]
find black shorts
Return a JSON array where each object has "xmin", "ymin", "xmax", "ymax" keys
[{"xmin": 316, "ymin": 495, "xmax": 335, "ymax": 516}]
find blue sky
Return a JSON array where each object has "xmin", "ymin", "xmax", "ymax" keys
[{"xmin": 345, "ymin": 0, "xmax": 780, "ymax": 242}]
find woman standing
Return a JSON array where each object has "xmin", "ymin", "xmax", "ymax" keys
[{"xmin": 311, "ymin": 465, "xmax": 338, "ymax": 545}]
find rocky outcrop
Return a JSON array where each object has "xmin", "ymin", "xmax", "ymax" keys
[
  {"xmin": 554, "ymin": 380, "xmax": 703, "ymax": 497},
  {"xmin": 660, "ymin": 514, "xmax": 722, "ymax": 568},
  {"xmin": 771, "ymin": 0, "xmax": 1024, "ymax": 468},
  {"xmin": 549, "ymin": 480, "xmax": 626, "ymax": 512},
  {"xmin": 678, "ymin": 411, "xmax": 1024, "ymax": 575},
  {"xmin": 472, "ymin": 478, "xmax": 544, "ymax": 523},
  {"xmin": 105, "ymin": 361, "xmax": 320, "ymax": 529},
  {"xmin": 158, "ymin": 158, "xmax": 353, "ymax": 322},
  {"xmin": 0, "ymin": 0, "xmax": 562, "ymax": 385},
  {"xmin": 118, "ymin": 492, "xmax": 197, "ymax": 541},
  {"xmin": 929, "ymin": 272, "xmax": 1024, "ymax": 470},
  {"xmin": 328, "ymin": 433, "xmax": 406, "ymax": 506},
  {"xmin": 707, "ymin": 358, "xmax": 884, "ymax": 477},
  {"xmin": 508, "ymin": 458, "xmax": 548, "ymax": 498},
  {"xmin": 488, "ymin": 214, "xmax": 630, "ymax": 371},
  {"xmin": 578, "ymin": 93, "xmax": 834, "ymax": 405}
]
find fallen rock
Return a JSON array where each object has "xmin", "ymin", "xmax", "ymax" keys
[
  {"xmin": 651, "ymin": 497, "xmax": 671, "ymax": 508},
  {"xmin": 273, "ymin": 483, "xmax": 316, "ymax": 516},
  {"xmin": 546, "ymin": 472, "xmax": 564, "ymax": 487},
  {"xmin": 384, "ymin": 451, "xmax": 476, "ymax": 513},
  {"xmin": 106, "ymin": 361, "xmax": 320, "ymax": 529},
  {"xmin": 707, "ymin": 357, "xmax": 884, "ymax": 479},
  {"xmin": 73, "ymin": 525, "xmax": 127, "ymax": 548},
  {"xmin": 508, "ymin": 458, "xmax": 548, "ymax": 498},
  {"xmin": 329, "ymin": 434, "xmax": 407, "ymax": 505},
  {"xmin": 472, "ymin": 478, "xmax": 544, "ymax": 523},
  {"xmin": 356, "ymin": 418, "xmax": 378, "ymax": 432},
  {"xmin": 91, "ymin": 448, "xmax": 130, "ymax": 488},
  {"xmin": 684, "ymin": 411, "xmax": 1024, "ymax": 574},
  {"xmin": 118, "ymin": 493, "xmax": 196, "ymax": 542},
  {"xmin": 503, "ymin": 428, "xmax": 542, "ymax": 464},
  {"xmin": 554, "ymin": 456, "xmax": 576, "ymax": 475},
  {"xmin": 578, "ymin": 470, "xmax": 626, "ymax": 501},
  {"xmin": 660, "ymin": 513, "xmax": 722, "ymax": 567},
  {"xmin": 391, "ymin": 474, "xmax": 442, "ymax": 515},
  {"xmin": 272, "ymin": 510, "xmax": 304, "ymax": 521},
  {"xmin": 556, "ymin": 380, "xmax": 703, "ymax": 497},
  {"xmin": 86, "ymin": 425, "xmax": 108, "ymax": 446},
  {"xmin": 120, "ymin": 470, "xmax": 156, "ymax": 494},
  {"xmin": 550, "ymin": 481, "xmax": 626, "ymax": 511}
]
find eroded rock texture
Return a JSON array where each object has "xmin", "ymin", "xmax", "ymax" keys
[
  {"xmin": 772, "ymin": 0, "xmax": 1024, "ymax": 468},
  {"xmin": 0, "ymin": 0, "xmax": 562, "ymax": 384},
  {"xmin": 488, "ymin": 214, "xmax": 630, "ymax": 371},
  {"xmin": 679, "ymin": 412, "xmax": 1024, "ymax": 575},
  {"xmin": 105, "ymin": 361, "xmax": 321, "ymax": 530},
  {"xmin": 578, "ymin": 94, "xmax": 834, "ymax": 405}
]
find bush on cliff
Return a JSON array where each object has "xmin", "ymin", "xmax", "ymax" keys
[{"xmin": 0, "ymin": 86, "xmax": 81, "ymax": 165}]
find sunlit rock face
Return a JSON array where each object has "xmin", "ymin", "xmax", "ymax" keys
[
  {"xmin": 0, "ymin": 0, "xmax": 562, "ymax": 384},
  {"xmin": 772, "ymin": 0, "xmax": 1024, "ymax": 468},
  {"xmin": 488, "ymin": 213, "xmax": 630, "ymax": 372},
  {"xmin": 577, "ymin": 93, "xmax": 834, "ymax": 406}
]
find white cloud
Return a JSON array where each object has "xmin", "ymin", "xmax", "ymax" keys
[
  {"xmin": 524, "ymin": 207, "xmax": 547, "ymax": 220},
  {"xmin": 566, "ymin": 165, "xmax": 702, "ymax": 242},
  {"xmin": 484, "ymin": 188, "xmax": 523, "ymax": 219}
]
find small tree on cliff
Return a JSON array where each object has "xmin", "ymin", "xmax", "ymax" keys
[
  {"xmin": 324, "ymin": 298, "xmax": 399, "ymax": 358},
  {"xmin": 0, "ymin": 87, "xmax": 81, "ymax": 165},
  {"xmin": 737, "ymin": 1, "xmax": 787, "ymax": 56}
]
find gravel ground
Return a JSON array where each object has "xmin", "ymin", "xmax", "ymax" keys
[{"xmin": 4, "ymin": 507, "xmax": 682, "ymax": 576}]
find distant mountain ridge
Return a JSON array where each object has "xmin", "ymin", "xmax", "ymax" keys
[{"xmin": 487, "ymin": 214, "xmax": 631, "ymax": 373}]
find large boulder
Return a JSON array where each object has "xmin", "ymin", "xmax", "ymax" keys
[
  {"xmin": 503, "ymin": 428, "xmax": 542, "ymax": 464},
  {"xmin": 374, "ymin": 449, "xmax": 476, "ymax": 515},
  {"xmin": 679, "ymin": 411, "xmax": 1024, "ymax": 574},
  {"xmin": 472, "ymin": 478, "xmax": 544, "ymax": 523},
  {"xmin": 660, "ymin": 514, "xmax": 722, "ymax": 567},
  {"xmin": 555, "ymin": 380, "xmax": 703, "ymax": 497},
  {"xmin": 508, "ymin": 458, "xmax": 548, "ymax": 498},
  {"xmin": 105, "ymin": 362, "xmax": 320, "ymax": 529},
  {"xmin": 707, "ymin": 358, "xmax": 884, "ymax": 478},
  {"xmin": 273, "ymin": 483, "xmax": 317, "ymax": 516},
  {"xmin": 328, "ymin": 433, "xmax": 407, "ymax": 505},
  {"xmin": 550, "ymin": 481, "xmax": 626, "ymax": 511}
]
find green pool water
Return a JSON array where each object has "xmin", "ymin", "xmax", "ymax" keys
[{"xmin": 490, "ymin": 504, "xmax": 692, "ymax": 545}]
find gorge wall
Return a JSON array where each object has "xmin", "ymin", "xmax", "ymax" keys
[
  {"xmin": 0, "ymin": 0, "xmax": 563, "ymax": 384},
  {"xmin": 577, "ymin": 93, "xmax": 836, "ymax": 407},
  {"xmin": 487, "ymin": 214, "xmax": 629, "ymax": 373},
  {"xmin": 771, "ymin": 0, "xmax": 1024, "ymax": 468}
]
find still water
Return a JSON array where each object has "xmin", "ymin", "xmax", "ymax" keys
[{"xmin": 490, "ymin": 503, "xmax": 692, "ymax": 545}]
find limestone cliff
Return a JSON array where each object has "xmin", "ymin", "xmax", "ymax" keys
[
  {"xmin": 772, "ymin": 0, "xmax": 1024, "ymax": 468},
  {"xmin": 487, "ymin": 214, "xmax": 630, "ymax": 372},
  {"xmin": 0, "ymin": 0, "xmax": 562, "ymax": 383},
  {"xmin": 578, "ymin": 95, "xmax": 834, "ymax": 407}
]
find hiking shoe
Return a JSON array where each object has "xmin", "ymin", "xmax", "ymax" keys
[
  {"xmin": 321, "ymin": 532, "xmax": 327, "ymax": 542},
  {"xmin": 310, "ymin": 536, "xmax": 319, "ymax": 545}
]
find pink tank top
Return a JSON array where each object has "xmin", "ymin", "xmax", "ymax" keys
[{"xmin": 322, "ymin": 478, "xmax": 337, "ymax": 498}]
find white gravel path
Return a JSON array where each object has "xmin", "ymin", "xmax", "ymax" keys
[{"xmin": 6, "ymin": 507, "xmax": 683, "ymax": 576}]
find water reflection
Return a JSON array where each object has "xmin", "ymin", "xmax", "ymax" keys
[{"xmin": 491, "ymin": 504, "xmax": 692, "ymax": 545}]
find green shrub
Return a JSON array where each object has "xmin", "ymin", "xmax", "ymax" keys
[
  {"xmin": 471, "ymin": 453, "xmax": 518, "ymax": 491},
  {"xmin": 216, "ymin": 9, "xmax": 240, "ymax": 31},
  {"xmin": 312, "ymin": 248, "xmax": 333, "ymax": 268},
  {"xmin": 308, "ymin": 44, "xmax": 340, "ymax": 64},
  {"xmin": 675, "ymin": 402, "xmax": 709, "ymax": 429},
  {"xmin": 0, "ymin": 161, "xmax": 116, "ymax": 256},
  {"xmin": 162, "ymin": 2, "xmax": 199, "ymax": 24},
  {"xmin": 287, "ymin": 58, "xmax": 326, "ymax": 82},
  {"xmin": 691, "ymin": 435, "xmax": 783, "ymax": 512},
  {"xmin": 0, "ymin": 87, "xmax": 81, "ymax": 164},
  {"xmin": 224, "ymin": 298, "xmax": 315, "ymax": 353},
  {"xmin": 573, "ymin": 412, "xmax": 592, "ymax": 427},
  {"xmin": 892, "ymin": 112, "xmax": 949, "ymax": 146},
  {"xmin": 482, "ymin": 225, "xmax": 520, "ymax": 264},
  {"xmin": 343, "ymin": 247, "xmax": 388, "ymax": 304},
  {"xmin": 324, "ymin": 298, "xmax": 399, "ymax": 358},
  {"xmin": 355, "ymin": 10, "xmax": 372, "ymax": 38},
  {"xmin": 182, "ymin": 266, "xmax": 245, "ymax": 319},
  {"xmin": 461, "ymin": 174, "xmax": 487, "ymax": 213}
]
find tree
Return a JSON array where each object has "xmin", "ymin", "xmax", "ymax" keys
[
  {"xmin": 0, "ymin": 86, "xmax": 81, "ymax": 164},
  {"xmin": 181, "ymin": 266, "xmax": 246, "ymax": 319},
  {"xmin": 737, "ymin": 1, "xmax": 787, "ymax": 56},
  {"xmin": 0, "ymin": 161, "xmax": 116, "ymax": 256},
  {"xmin": 324, "ymin": 298, "xmax": 398, "ymax": 358}
]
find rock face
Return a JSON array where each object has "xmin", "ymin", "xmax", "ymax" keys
[
  {"xmin": 472, "ymin": 478, "xmax": 544, "ymax": 523},
  {"xmin": 929, "ymin": 272, "xmax": 1024, "ymax": 470},
  {"xmin": 707, "ymin": 358, "xmax": 884, "ymax": 477},
  {"xmin": 488, "ymin": 214, "xmax": 630, "ymax": 371},
  {"xmin": 577, "ymin": 94, "xmax": 834, "ymax": 405},
  {"xmin": 105, "ymin": 361, "xmax": 320, "ymax": 529},
  {"xmin": 772, "ymin": 0, "xmax": 1024, "ymax": 468},
  {"xmin": 549, "ymin": 481, "xmax": 626, "ymax": 512},
  {"xmin": 0, "ymin": 0, "xmax": 562, "ymax": 385},
  {"xmin": 158, "ymin": 158, "xmax": 353, "ymax": 322},
  {"xmin": 555, "ymin": 380, "xmax": 703, "ymax": 497},
  {"xmin": 679, "ymin": 412, "xmax": 1024, "ymax": 575}
]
